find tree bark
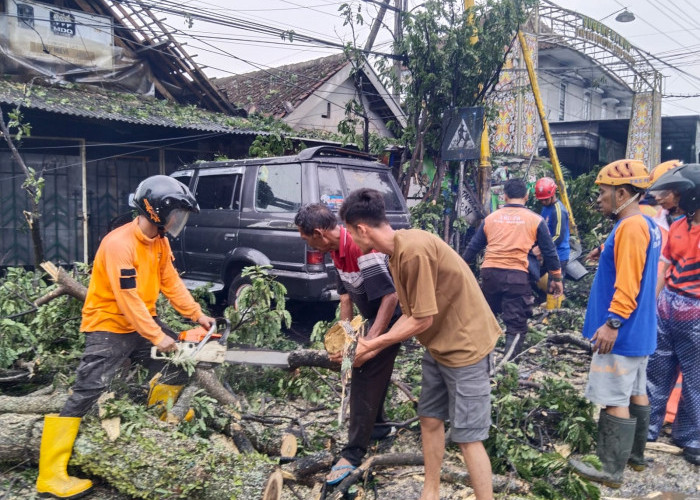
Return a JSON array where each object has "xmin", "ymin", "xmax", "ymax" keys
[
  {"xmin": 38, "ymin": 261, "xmax": 87, "ymax": 303},
  {"xmin": 0, "ymin": 412, "xmax": 277, "ymax": 499},
  {"xmin": 0, "ymin": 391, "xmax": 67, "ymax": 414}
]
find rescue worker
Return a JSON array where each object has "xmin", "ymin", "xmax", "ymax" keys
[
  {"xmin": 36, "ymin": 175, "xmax": 215, "ymax": 499},
  {"xmin": 294, "ymin": 203, "xmax": 401, "ymax": 485},
  {"xmin": 463, "ymin": 178, "xmax": 563, "ymax": 361},
  {"xmin": 645, "ymin": 164, "xmax": 700, "ymax": 466},
  {"xmin": 534, "ymin": 177, "xmax": 571, "ymax": 274},
  {"xmin": 570, "ymin": 160, "xmax": 662, "ymax": 488}
]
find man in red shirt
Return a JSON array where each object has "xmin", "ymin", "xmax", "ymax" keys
[
  {"xmin": 646, "ymin": 164, "xmax": 700, "ymax": 466},
  {"xmin": 295, "ymin": 203, "xmax": 401, "ymax": 485}
]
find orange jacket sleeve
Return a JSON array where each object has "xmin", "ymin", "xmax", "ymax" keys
[{"xmin": 610, "ymin": 217, "xmax": 650, "ymax": 319}]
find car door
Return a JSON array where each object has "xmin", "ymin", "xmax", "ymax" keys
[
  {"xmin": 339, "ymin": 165, "xmax": 410, "ymax": 228},
  {"xmin": 181, "ymin": 167, "xmax": 243, "ymax": 281},
  {"xmin": 238, "ymin": 162, "xmax": 304, "ymax": 275}
]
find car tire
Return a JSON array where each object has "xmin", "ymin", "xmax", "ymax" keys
[{"xmin": 227, "ymin": 273, "xmax": 252, "ymax": 310}]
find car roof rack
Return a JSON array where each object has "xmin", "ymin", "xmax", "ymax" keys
[{"xmin": 296, "ymin": 146, "xmax": 377, "ymax": 162}]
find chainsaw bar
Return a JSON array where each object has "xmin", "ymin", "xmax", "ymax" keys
[{"xmin": 223, "ymin": 349, "xmax": 290, "ymax": 368}]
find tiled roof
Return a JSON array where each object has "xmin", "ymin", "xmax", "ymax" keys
[
  {"xmin": 0, "ymin": 79, "xmax": 265, "ymax": 135},
  {"xmin": 214, "ymin": 53, "xmax": 349, "ymax": 118}
]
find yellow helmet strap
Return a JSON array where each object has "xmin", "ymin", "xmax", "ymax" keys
[{"xmin": 612, "ymin": 191, "xmax": 640, "ymax": 216}]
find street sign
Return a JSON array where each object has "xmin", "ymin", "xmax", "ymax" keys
[{"xmin": 440, "ymin": 107, "xmax": 484, "ymax": 161}]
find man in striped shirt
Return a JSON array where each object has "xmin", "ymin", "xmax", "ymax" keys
[{"xmin": 295, "ymin": 203, "xmax": 401, "ymax": 485}]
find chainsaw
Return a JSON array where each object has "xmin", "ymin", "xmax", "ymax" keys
[{"xmin": 150, "ymin": 317, "xmax": 292, "ymax": 368}]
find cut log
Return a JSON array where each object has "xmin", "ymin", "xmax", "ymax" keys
[
  {"xmin": 280, "ymin": 432, "xmax": 298, "ymax": 459},
  {"xmin": 262, "ymin": 469, "xmax": 283, "ymax": 500},
  {"xmin": 281, "ymin": 450, "xmax": 334, "ymax": 480}
]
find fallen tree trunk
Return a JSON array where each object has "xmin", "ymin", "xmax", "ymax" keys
[
  {"xmin": 0, "ymin": 412, "xmax": 277, "ymax": 499},
  {"xmin": 0, "ymin": 391, "xmax": 68, "ymax": 414}
]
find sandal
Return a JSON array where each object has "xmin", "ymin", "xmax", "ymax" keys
[{"xmin": 326, "ymin": 464, "xmax": 357, "ymax": 485}]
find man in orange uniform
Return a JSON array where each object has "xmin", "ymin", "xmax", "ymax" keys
[
  {"xmin": 570, "ymin": 160, "xmax": 662, "ymax": 488},
  {"xmin": 646, "ymin": 164, "xmax": 700, "ymax": 466},
  {"xmin": 463, "ymin": 178, "xmax": 563, "ymax": 360},
  {"xmin": 35, "ymin": 175, "xmax": 215, "ymax": 499}
]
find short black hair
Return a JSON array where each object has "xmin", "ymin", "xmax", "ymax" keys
[
  {"xmin": 616, "ymin": 184, "xmax": 645, "ymax": 198},
  {"xmin": 294, "ymin": 203, "xmax": 338, "ymax": 235},
  {"xmin": 504, "ymin": 178, "xmax": 528, "ymax": 199},
  {"xmin": 339, "ymin": 188, "xmax": 388, "ymax": 227}
]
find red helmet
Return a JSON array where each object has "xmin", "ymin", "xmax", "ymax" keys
[{"xmin": 535, "ymin": 177, "xmax": 557, "ymax": 200}]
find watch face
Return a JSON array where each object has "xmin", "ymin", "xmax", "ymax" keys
[{"xmin": 607, "ymin": 318, "xmax": 621, "ymax": 329}]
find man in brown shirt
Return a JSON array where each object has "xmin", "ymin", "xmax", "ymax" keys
[{"xmin": 339, "ymin": 188, "xmax": 501, "ymax": 500}]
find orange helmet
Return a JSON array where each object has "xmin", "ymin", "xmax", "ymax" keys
[
  {"xmin": 535, "ymin": 177, "xmax": 557, "ymax": 200},
  {"xmin": 648, "ymin": 159, "xmax": 682, "ymax": 186},
  {"xmin": 595, "ymin": 159, "xmax": 650, "ymax": 189}
]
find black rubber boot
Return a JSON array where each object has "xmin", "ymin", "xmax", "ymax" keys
[
  {"xmin": 682, "ymin": 447, "xmax": 700, "ymax": 465},
  {"xmin": 569, "ymin": 411, "xmax": 637, "ymax": 488},
  {"xmin": 628, "ymin": 403, "xmax": 651, "ymax": 471},
  {"xmin": 503, "ymin": 333, "xmax": 525, "ymax": 362}
]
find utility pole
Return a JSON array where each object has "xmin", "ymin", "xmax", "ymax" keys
[
  {"xmin": 364, "ymin": 0, "xmax": 391, "ymax": 52},
  {"xmin": 393, "ymin": 0, "xmax": 405, "ymax": 100}
]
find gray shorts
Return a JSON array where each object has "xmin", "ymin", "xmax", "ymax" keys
[
  {"xmin": 585, "ymin": 352, "xmax": 648, "ymax": 407},
  {"xmin": 418, "ymin": 351, "xmax": 492, "ymax": 443}
]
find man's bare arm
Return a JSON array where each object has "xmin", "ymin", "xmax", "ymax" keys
[{"xmin": 365, "ymin": 292, "xmax": 398, "ymax": 340}]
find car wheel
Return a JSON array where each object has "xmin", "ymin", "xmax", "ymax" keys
[{"xmin": 227, "ymin": 274, "xmax": 252, "ymax": 310}]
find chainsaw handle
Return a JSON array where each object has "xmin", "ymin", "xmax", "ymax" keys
[{"xmin": 151, "ymin": 345, "xmax": 176, "ymax": 360}]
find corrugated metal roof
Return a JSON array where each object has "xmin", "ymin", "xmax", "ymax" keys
[{"xmin": 0, "ymin": 79, "xmax": 266, "ymax": 135}]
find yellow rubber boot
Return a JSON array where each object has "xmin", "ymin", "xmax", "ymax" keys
[
  {"xmin": 147, "ymin": 378, "xmax": 193, "ymax": 423},
  {"xmin": 36, "ymin": 414, "xmax": 93, "ymax": 499}
]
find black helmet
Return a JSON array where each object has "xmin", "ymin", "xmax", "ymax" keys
[
  {"xmin": 648, "ymin": 163, "xmax": 700, "ymax": 216},
  {"xmin": 130, "ymin": 175, "xmax": 199, "ymax": 236}
]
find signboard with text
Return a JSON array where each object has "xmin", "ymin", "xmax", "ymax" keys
[{"xmin": 5, "ymin": 0, "xmax": 113, "ymax": 70}]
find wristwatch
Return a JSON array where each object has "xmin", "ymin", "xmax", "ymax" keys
[{"xmin": 605, "ymin": 317, "xmax": 622, "ymax": 329}]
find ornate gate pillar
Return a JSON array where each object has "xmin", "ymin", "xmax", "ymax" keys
[{"xmin": 626, "ymin": 72, "xmax": 663, "ymax": 168}]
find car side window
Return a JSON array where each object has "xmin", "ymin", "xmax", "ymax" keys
[
  {"xmin": 255, "ymin": 164, "xmax": 301, "ymax": 212},
  {"xmin": 195, "ymin": 174, "xmax": 240, "ymax": 210},
  {"xmin": 318, "ymin": 166, "xmax": 344, "ymax": 210},
  {"xmin": 172, "ymin": 174, "xmax": 192, "ymax": 189},
  {"xmin": 342, "ymin": 168, "xmax": 404, "ymax": 212}
]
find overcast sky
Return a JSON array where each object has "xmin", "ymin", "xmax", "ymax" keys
[{"xmin": 165, "ymin": 0, "xmax": 700, "ymax": 116}]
